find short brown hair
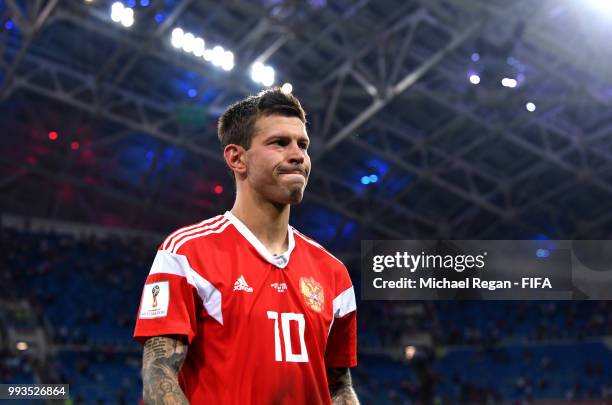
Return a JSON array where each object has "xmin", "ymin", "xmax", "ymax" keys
[{"xmin": 217, "ymin": 88, "xmax": 306, "ymax": 151}]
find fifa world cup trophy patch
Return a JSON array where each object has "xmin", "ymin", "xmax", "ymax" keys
[
  {"xmin": 300, "ymin": 277, "xmax": 324, "ymax": 313},
  {"xmin": 139, "ymin": 281, "xmax": 169, "ymax": 319}
]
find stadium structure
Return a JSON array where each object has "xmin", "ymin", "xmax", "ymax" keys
[{"xmin": 1, "ymin": 0, "xmax": 611, "ymax": 403}]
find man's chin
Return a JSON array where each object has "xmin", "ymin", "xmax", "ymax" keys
[{"xmin": 287, "ymin": 188, "xmax": 304, "ymax": 205}]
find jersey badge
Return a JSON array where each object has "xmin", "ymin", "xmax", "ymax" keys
[
  {"xmin": 300, "ymin": 277, "xmax": 324, "ymax": 312},
  {"xmin": 139, "ymin": 281, "xmax": 169, "ymax": 319}
]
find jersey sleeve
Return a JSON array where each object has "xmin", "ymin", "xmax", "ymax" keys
[
  {"xmin": 133, "ymin": 249, "xmax": 200, "ymax": 345},
  {"xmin": 325, "ymin": 264, "xmax": 357, "ymax": 368}
]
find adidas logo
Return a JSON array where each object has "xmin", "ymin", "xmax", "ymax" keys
[{"xmin": 233, "ymin": 275, "xmax": 253, "ymax": 293}]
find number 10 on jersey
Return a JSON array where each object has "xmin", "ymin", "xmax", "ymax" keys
[{"xmin": 267, "ymin": 311, "xmax": 309, "ymax": 362}]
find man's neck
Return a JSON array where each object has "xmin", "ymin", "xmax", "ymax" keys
[{"xmin": 230, "ymin": 197, "xmax": 290, "ymax": 256}]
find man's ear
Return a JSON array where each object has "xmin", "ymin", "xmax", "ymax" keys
[{"xmin": 224, "ymin": 144, "xmax": 247, "ymax": 176}]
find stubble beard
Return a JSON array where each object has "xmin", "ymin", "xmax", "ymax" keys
[{"xmin": 287, "ymin": 186, "xmax": 304, "ymax": 205}]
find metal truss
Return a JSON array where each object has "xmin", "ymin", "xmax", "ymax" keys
[
  {"xmin": 7, "ymin": 46, "xmax": 431, "ymax": 237},
  {"xmin": 1, "ymin": 1, "xmax": 462, "ymax": 238},
  {"xmin": 2, "ymin": 0, "xmax": 612, "ymax": 240},
  {"xmin": 301, "ymin": 0, "xmax": 612, "ymax": 238}
]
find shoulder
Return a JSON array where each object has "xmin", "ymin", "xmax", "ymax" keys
[
  {"xmin": 292, "ymin": 227, "xmax": 346, "ymax": 270},
  {"xmin": 159, "ymin": 214, "xmax": 233, "ymax": 255}
]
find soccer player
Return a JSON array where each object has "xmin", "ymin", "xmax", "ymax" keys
[{"xmin": 133, "ymin": 88, "xmax": 358, "ymax": 404}]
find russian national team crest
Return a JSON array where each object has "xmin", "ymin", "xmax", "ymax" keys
[{"xmin": 300, "ymin": 277, "xmax": 324, "ymax": 312}]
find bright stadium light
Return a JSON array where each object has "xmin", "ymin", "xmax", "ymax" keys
[
  {"xmin": 251, "ymin": 61, "xmax": 265, "ymax": 82},
  {"xmin": 120, "ymin": 7, "xmax": 134, "ymax": 27},
  {"xmin": 469, "ymin": 74, "xmax": 480, "ymax": 84},
  {"xmin": 211, "ymin": 46, "xmax": 225, "ymax": 67},
  {"xmin": 193, "ymin": 37, "xmax": 205, "ymax": 57},
  {"xmin": 281, "ymin": 82, "xmax": 293, "ymax": 94},
  {"xmin": 171, "ymin": 27, "xmax": 184, "ymax": 48},
  {"xmin": 182, "ymin": 32, "xmax": 195, "ymax": 53},
  {"xmin": 588, "ymin": 0, "xmax": 612, "ymax": 14},
  {"xmin": 203, "ymin": 48, "xmax": 213, "ymax": 61},
  {"xmin": 110, "ymin": 2, "xmax": 134, "ymax": 27},
  {"xmin": 501, "ymin": 77, "xmax": 518, "ymax": 88},
  {"xmin": 526, "ymin": 102, "xmax": 536, "ymax": 112},
  {"xmin": 111, "ymin": 2, "xmax": 124, "ymax": 14},
  {"xmin": 261, "ymin": 66, "xmax": 275, "ymax": 86},
  {"xmin": 251, "ymin": 62, "xmax": 275, "ymax": 86},
  {"xmin": 169, "ymin": 27, "xmax": 236, "ymax": 72},
  {"xmin": 110, "ymin": 2, "xmax": 124, "ymax": 22},
  {"xmin": 221, "ymin": 50, "xmax": 234, "ymax": 71}
]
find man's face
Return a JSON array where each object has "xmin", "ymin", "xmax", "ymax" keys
[{"xmin": 243, "ymin": 114, "xmax": 310, "ymax": 206}]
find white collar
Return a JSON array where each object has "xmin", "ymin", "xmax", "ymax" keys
[{"xmin": 224, "ymin": 211, "xmax": 295, "ymax": 269}]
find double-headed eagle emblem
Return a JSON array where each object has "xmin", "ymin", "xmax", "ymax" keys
[{"xmin": 300, "ymin": 277, "xmax": 324, "ymax": 313}]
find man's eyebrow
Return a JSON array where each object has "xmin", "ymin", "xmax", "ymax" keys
[{"xmin": 265, "ymin": 133, "xmax": 310, "ymax": 142}]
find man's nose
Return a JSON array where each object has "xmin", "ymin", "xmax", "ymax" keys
[{"xmin": 287, "ymin": 141, "xmax": 305, "ymax": 163}]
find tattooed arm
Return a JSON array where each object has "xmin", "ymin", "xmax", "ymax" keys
[
  {"xmin": 142, "ymin": 335, "xmax": 189, "ymax": 405},
  {"xmin": 327, "ymin": 367, "xmax": 359, "ymax": 405}
]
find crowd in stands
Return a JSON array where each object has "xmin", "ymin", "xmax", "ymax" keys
[{"xmin": 2, "ymin": 227, "xmax": 611, "ymax": 404}]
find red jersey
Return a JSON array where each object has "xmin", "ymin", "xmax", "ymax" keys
[{"xmin": 133, "ymin": 211, "xmax": 357, "ymax": 404}]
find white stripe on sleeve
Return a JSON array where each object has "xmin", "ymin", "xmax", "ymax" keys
[
  {"xmin": 332, "ymin": 286, "xmax": 356, "ymax": 318},
  {"xmin": 149, "ymin": 250, "xmax": 223, "ymax": 325}
]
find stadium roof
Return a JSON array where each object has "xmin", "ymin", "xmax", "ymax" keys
[{"xmin": 2, "ymin": 0, "xmax": 612, "ymax": 248}]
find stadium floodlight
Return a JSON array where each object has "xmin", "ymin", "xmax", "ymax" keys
[
  {"xmin": 526, "ymin": 102, "xmax": 536, "ymax": 112},
  {"xmin": 193, "ymin": 37, "xmax": 205, "ymax": 57},
  {"xmin": 111, "ymin": 2, "xmax": 124, "ymax": 14},
  {"xmin": 120, "ymin": 7, "xmax": 134, "ymax": 27},
  {"xmin": 261, "ymin": 66, "xmax": 275, "ymax": 87},
  {"xmin": 588, "ymin": 0, "xmax": 612, "ymax": 14},
  {"xmin": 251, "ymin": 62, "xmax": 275, "ymax": 86},
  {"xmin": 281, "ymin": 83, "xmax": 293, "ymax": 94},
  {"xmin": 202, "ymin": 48, "xmax": 213, "ymax": 61},
  {"xmin": 110, "ymin": 2, "xmax": 134, "ymax": 27},
  {"xmin": 182, "ymin": 32, "xmax": 195, "ymax": 53},
  {"xmin": 501, "ymin": 78, "xmax": 518, "ymax": 88},
  {"xmin": 168, "ymin": 26, "xmax": 236, "ymax": 72},
  {"xmin": 211, "ymin": 46, "xmax": 225, "ymax": 67},
  {"xmin": 168, "ymin": 27, "xmax": 237, "ymax": 73},
  {"xmin": 251, "ymin": 61, "xmax": 265, "ymax": 82},
  {"xmin": 220, "ymin": 51, "xmax": 234, "ymax": 71},
  {"xmin": 110, "ymin": 2, "xmax": 124, "ymax": 22},
  {"xmin": 171, "ymin": 27, "xmax": 184, "ymax": 48},
  {"xmin": 469, "ymin": 74, "xmax": 480, "ymax": 84}
]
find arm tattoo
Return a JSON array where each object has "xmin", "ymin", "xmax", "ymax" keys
[
  {"xmin": 142, "ymin": 336, "xmax": 189, "ymax": 405},
  {"xmin": 327, "ymin": 367, "xmax": 360, "ymax": 405}
]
